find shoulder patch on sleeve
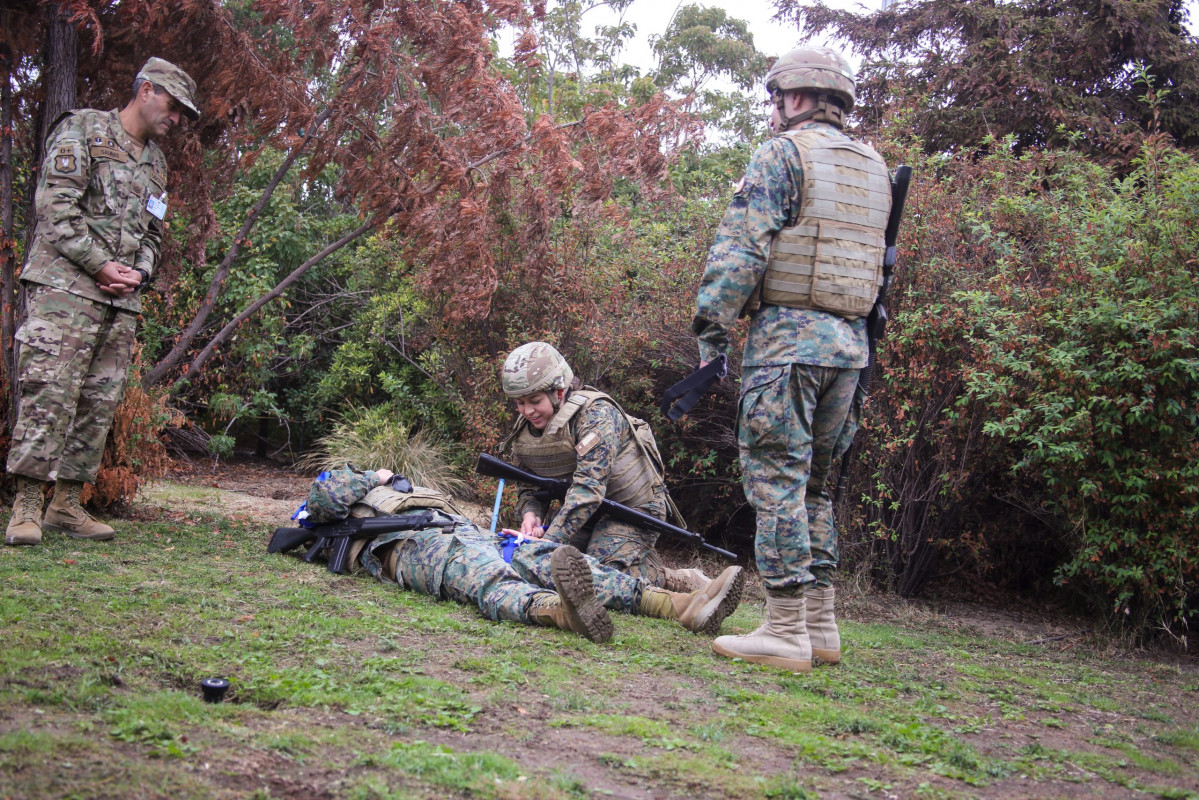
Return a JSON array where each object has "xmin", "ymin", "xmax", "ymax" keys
[
  {"xmin": 576, "ymin": 432, "xmax": 600, "ymax": 457},
  {"xmin": 50, "ymin": 143, "xmax": 82, "ymax": 177}
]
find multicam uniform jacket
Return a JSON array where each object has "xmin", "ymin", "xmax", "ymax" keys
[{"xmin": 22, "ymin": 108, "xmax": 168, "ymax": 312}]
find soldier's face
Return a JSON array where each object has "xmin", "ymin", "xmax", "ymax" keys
[
  {"xmin": 140, "ymin": 85, "xmax": 184, "ymax": 138},
  {"xmin": 515, "ymin": 391, "xmax": 560, "ymax": 430},
  {"xmin": 769, "ymin": 104, "xmax": 783, "ymax": 133}
]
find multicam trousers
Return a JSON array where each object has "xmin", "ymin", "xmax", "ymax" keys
[
  {"xmin": 7, "ymin": 285, "xmax": 137, "ymax": 483},
  {"xmin": 360, "ymin": 521, "xmax": 645, "ymax": 622},
  {"xmin": 738, "ymin": 363, "xmax": 859, "ymax": 595}
]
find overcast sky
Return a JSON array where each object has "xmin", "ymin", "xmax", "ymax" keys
[
  {"xmin": 588, "ymin": 0, "xmax": 870, "ymax": 73},
  {"xmin": 512, "ymin": 0, "xmax": 1199, "ymax": 81}
]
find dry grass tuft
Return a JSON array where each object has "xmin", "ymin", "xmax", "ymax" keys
[{"xmin": 297, "ymin": 405, "xmax": 468, "ymax": 499}]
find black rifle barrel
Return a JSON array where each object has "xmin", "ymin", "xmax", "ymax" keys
[
  {"xmin": 476, "ymin": 453, "xmax": 737, "ymax": 561},
  {"xmin": 837, "ymin": 164, "xmax": 914, "ymax": 505},
  {"xmin": 268, "ymin": 510, "xmax": 452, "ymax": 574},
  {"xmin": 884, "ymin": 165, "xmax": 913, "ymax": 251}
]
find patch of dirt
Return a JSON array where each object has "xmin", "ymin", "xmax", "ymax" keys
[{"xmin": 139, "ymin": 455, "xmax": 498, "ymax": 530}]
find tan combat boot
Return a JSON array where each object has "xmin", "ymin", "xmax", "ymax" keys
[
  {"xmin": 712, "ymin": 595, "xmax": 812, "ymax": 672},
  {"xmin": 529, "ymin": 546, "xmax": 613, "ymax": 643},
  {"xmin": 805, "ymin": 586, "xmax": 841, "ymax": 664},
  {"xmin": 43, "ymin": 480, "xmax": 115, "ymax": 540},
  {"xmin": 640, "ymin": 565, "xmax": 744, "ymax": 636},
  {"xmin": 662, "ymin": 567, "xmax": 712, "ymax": 594},
  {"xmin": 5, "ymin": 477, "xmax": 46, "ymax": 546}
]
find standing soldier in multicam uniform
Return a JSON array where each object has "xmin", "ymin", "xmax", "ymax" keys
[
  {"xmin": 691, "ymin": 48, "xmax": 892, "ymax": 672},
  {"xmin": 288, "ymin": 466, "xmax": 746, "ymax": 642},
  {"xmin": 5, "ymin": 58, "xmax": 200, "ymax": 546},
  {"xmin": 499, "ymin": 342, "xmax": 721, "ymax": 595}
]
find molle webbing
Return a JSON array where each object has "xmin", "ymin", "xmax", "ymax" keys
[
  {"xmin": 763, "ymin": 129, "xmax": 891, "ymax": 319},
  {"xmin": 509, "ymin": 390, "xmax": 661, "ymax": 508}
]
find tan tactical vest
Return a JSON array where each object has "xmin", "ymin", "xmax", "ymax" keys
[
  {"xmin": 508, "ymin": 390, "xmax": 663, "ymax": 509},
  {"xmin": 350, "ymin": 484, "xmax": 465, "ymax": 519},
  {"xmin": 762, "ymin": 128, "xmax": 891, "ymax": 319}
]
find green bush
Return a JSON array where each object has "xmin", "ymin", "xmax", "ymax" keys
[
  {"xmin": 855, "ymin": 137, "xmax": 1198, "ymax": 640},
  {"xmin": 960, "ymin": 141, "xmax": 1198, "ymax": 638}
]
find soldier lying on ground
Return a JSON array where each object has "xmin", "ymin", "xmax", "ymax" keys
[{"xmin": 277, "ymin": 466, "xmax": 745, "ymax": 643}]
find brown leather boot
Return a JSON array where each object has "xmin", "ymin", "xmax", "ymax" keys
[
  {"xmin": 712, "ymin": 595, "xmax": 812, "ymax": 673},
  {"xmin": 639, "ymin": 565, "xmax": 744, "ymax": 635},
  {"xmin": 662, "ymin": 567, "xmax": 712, "ymax": 594},
  {"xmin": 528, "ymin": 546, "xmax": 613, "ymax": 643},
  {"xmin": 805, "ymin": 586, "xmax": 841, "ymax": 664},
  {"xmin": 5, "ymin": 477, "xmax": 46, "ymax": 546},
  {"xmin": 43, "ymin": 480, "xmax": 115, "ymax": 540}
]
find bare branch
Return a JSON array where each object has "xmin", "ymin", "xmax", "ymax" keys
[
  {"xmin": 170, "ymin": 211, "xmax": 391, "ymax": 393},
  {"xmin": 144, "ymin": 106, "xmax": 335, "ymax": 387}
]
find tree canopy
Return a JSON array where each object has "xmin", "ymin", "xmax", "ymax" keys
[{"xmin": 777, "ymin": 0, "xmax": 1199, "ymax": 159}]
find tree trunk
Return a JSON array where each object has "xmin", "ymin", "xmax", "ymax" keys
[
  {"xmin": 1, "ymin": 41, "xmax": 15, "ymax": 431},
  {"xmin": 170, "ymin": 213, "xmax": 386, "ymax": 394},
  {"xmin": 10, "ymin": 6, "xmax": 76, "ymax": 433},
  {"xmin": 23, "ymin": 4, "xmax": 76, "ymax": 257}
]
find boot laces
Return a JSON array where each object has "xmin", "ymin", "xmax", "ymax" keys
[
  {"xmin": 530, "ymin": 594, "xmax": 559, "ymax": 612},
  {"xmin": 19, "ymin": 483, "xmax": 43, "ymax": 522},
  {"xmin": 64, "ymin": 483, "xmax": 97, "ymax": 521}
]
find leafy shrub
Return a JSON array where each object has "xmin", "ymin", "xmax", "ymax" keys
[
  {"xmin": 89, "ymin": 349, "xmax": 185, "ymax": 509},
  {"xmin": 960, "ymin": 141, "xmax": 1198, "ymax": 639},
  {"xmin": 851, "ymin": 136, "xmax": 1198, "ymax": 640}
]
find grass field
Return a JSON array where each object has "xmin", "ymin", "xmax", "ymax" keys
[{"xmin": 1, "ymin": 481, "xmax": 1196, "ymax": 800}]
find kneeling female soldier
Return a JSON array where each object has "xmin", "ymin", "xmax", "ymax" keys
[{"xmin": 500, "ymin": 342, "xmax": 709, "ymax": 593}]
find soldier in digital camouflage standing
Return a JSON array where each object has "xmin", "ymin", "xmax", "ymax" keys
[
  {"xmin": 291, "ymin": 466, "xmax": 745, "ymax": 641},
  {"xmin": 5, "ymin": 58, "xmax": 199, "ymax": 546},
  {"xmin": 499, "ymin": 342, "xmax": 715, "ymax": 594},
  {"xmin": 692, "ymin": 48, "xmax": 892, "ymax": 671}
]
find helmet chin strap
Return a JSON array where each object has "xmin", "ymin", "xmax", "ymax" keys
[{"xmin": 774, "ymin": 90, "xmax": 846, "ymax": 130}]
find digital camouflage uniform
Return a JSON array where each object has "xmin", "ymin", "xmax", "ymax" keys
[
  {"xmin": 304, "ymin": 468, "xmax": 646, "ymax": 624},
  {"xmin": 8, "ymin": 107, "xmax": 169, "ymax": 483},
  {"xmin": 356, "ymin": 515, "xmax": 646, "ymax": 622},
  {"xmin": 512, "ymin": 398, "xmax": 667, "ymax": 587},
  {"xmin": 692, "ymin": 122, "xmax": 873, "ymax": 596}
]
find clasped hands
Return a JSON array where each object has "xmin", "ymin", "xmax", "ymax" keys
[{"xmin": 95, "ymin": 261, "xmax": 142, "ymax": 297}]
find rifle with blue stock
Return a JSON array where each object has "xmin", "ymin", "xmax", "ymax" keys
[{"xmin": 475, "ymin": 453, "xmax": 738, "ymax": 561}]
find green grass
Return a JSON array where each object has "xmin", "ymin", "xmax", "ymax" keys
[{"xmin": 1, "ymin": 497, "xmax": 1197, "ymax": 799}]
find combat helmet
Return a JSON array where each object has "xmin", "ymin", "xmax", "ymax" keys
[
  {"xmin": 502, "ymin": 342, "xmax": 574, "ymax": 400},
  {"xmin": 766, "ymin": 46, "xmax": 855, "ymax": 129}
]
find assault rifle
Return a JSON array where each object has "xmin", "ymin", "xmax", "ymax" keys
[
  {"xmin": 836, "ymin": 164, "xmax": 913, "ymax": 503},
  {"xmin": 476, "ymin": 453, "xmax": 737, "ymax": 561},
  {"xmin": 268, "ymin": 509, "xmax": 454, "ymax": 575}
]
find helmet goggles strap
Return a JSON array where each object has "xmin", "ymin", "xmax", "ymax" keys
[{"xmin": 773, "ymin": 89, "xmax": 846, "ymax": 131}]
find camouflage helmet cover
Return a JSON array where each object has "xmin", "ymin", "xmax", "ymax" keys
[
  {"xmin": 136, "ymin": 57, "xmax": 200, "ymax": 121},
  {"xmin": 502, "ymin": 342, "xmax": 574, "ymax": 398},
  {"xmin": 766, "ymin": 46, "xmax": 856, "ymax": 111}
]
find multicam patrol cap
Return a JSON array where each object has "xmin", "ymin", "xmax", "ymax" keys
[
  {"xmin": 765, "ymin": 47, "xmax": 856, "ymax": 111},
  {"xmin": 501, "ymin": 342, "xmax": 574, "ymax": 398},
  {"xmin": 136, "ymin": 57, "xmax": 200, "ymax": 121}
]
